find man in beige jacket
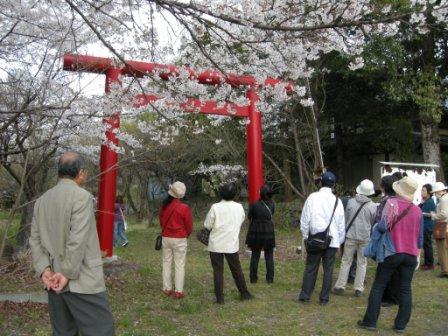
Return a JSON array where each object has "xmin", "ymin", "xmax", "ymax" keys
[
  {"xmin": 429, "ymin": 182, "xmax": 448, "ymax": 278},
  {"xmin": 29, "ymin": 152, "xmax": 115, "ymax": 335}
]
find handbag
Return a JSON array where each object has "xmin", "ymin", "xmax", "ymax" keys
[
  {"xmin": 196, "ymin": 228, "xmax": 211, "ymax": 246},
  {"xmin": 155, "ymin": 235, "xmax": 162, "ymax": 250},
  {"xmin": 156, "ymin": 204, "xmax": 179, "ymax": 251},
  {"xmin": 433, "ymin": 221, "xmax": 447, "ymax": 240},
  {"xmin": 305, "ymin": 196, "xmax": 339, "ymax": 254}
]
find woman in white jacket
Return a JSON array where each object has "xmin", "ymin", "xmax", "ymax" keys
[{"xmin": 204, "ymin": 183, "xmax": 254, "ymax": 304}]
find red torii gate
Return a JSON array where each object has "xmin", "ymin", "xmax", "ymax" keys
[{"xmin": 63, "ymin": 53, "xmax": 291, "ymax": 257}]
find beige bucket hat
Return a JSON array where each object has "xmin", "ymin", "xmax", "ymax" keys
[
  {"xmin": 168, "ymin": 181, "xmax": 186, "ymax": 199},
  {"xmin": 392, "ymin": 176, "xmax": 418, "ymax": 202}
]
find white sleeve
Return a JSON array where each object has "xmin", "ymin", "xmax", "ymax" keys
[
  {"xmin": 300, "ymin": 197, "xmax": 312, "ymax": 239},
  {"xmin": 204, "ymin": 206, "xmax": 216, "ymax": 230},
  {"xmin": 336, "ymin": 200, "xmax": 346, "ymax": 244}
]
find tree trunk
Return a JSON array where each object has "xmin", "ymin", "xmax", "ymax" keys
[
  {"xmin": 335, "ymin": 123, "xmax": 345, "ymax": 186},
  {"xmin": 421, "ymin": 120, "xmax": 445, "ymax": 182},
  {"xmin": 123, "ymin": 175, "xmax": 138, "ymax": 213},
  {"xmin": 137, "ymin": 175, "xmax": 147, "ymax": 221},
  {"xmin": 15, "ymin": 202, "xmax": 34, "ymax": 250},
  {"xmin": 283, "ymin": 158, "xmax": 293, "ymax": 201}
]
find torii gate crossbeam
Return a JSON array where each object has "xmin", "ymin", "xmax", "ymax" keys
[{"xmin": 63, "ymin": 53, "xmax": 291, "ymax": 257}]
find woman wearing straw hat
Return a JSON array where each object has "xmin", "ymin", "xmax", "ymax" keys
[
  {"xmin": 333, "ymin": 179, "xmax": 377, "ymax": 297},
  {"xmin": 429, "ymin": 182, "xmax": 448, "ymax": 278},
  {"xmin": 358, "ymin": 177, "xmax": 423, "ymax": 333},
  {"xmin": 159, "ymin": 181, "xmax": 193, "ymax": 299}
]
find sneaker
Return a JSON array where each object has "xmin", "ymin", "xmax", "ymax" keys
[
  {"xmin": 357, "ymin": 320, "xmax": 376, "ymax": 331},
  {"xmin": 332, "ymin": 287, "xmax": 345, "ymax": 295},
  {"xmin": 354, "ymin": 290, "xmax": 363, "ymax": 297},
  {"xmin": 298, "ymin": 298, "xmax": 310, "ymax": 304},
  {"xmin": 241, "ymin": 292, "xmax": 254, "ymax": 301},
  {"xmin": 174, "ymin": 291, "xmax": 185, "ymax": 299},
  {"xmin": 319, "ymin": 300, "xmax": 329, "ymax": 306},
  {"xmin": 163, "ymin": 289, "xmax": 173, "ymax": 297},
  {"xmin": 122, "ymin": 241, "xmax": 129, "ymax": 247}
]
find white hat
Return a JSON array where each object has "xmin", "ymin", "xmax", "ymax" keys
[
  {"xmin": 392, "ymin": 176, "xmax": 418, "ymax": 202},
  {"xmin": 431, "ymin": 182, "xmax": 447, "ymax": 194},
  {"xmin": 168, "ymin": 181, "xmax": 186, "ymax": 199},
  {"xmin": 356, "ymin": 179, "xmax": 375, "ymax": 196}
]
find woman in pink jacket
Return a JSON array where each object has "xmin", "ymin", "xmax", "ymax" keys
[{"xmin": 358, "ymin": 177, "xmax": 423, "ymax": 333}]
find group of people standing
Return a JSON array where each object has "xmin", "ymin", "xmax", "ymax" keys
[
  {"xmin": 159, "ymin": 181, "xmax": 275, "ymax": 303},
  {"xmin": 300, "ymin": 170, "xmax": 448, "ymax": 333},
  {"xmin": 159, "ymin": 170, "xmax": 447, "ymax": 333},
  {"xmin": 29, "ymin": 151, "xmax": 448, "ymax": 335}
]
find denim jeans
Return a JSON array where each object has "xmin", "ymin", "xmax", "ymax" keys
[
  {"xmin": 362, "ymin": 253, "xmax": 417, "ymax": 330},
  {"xmin": 114, "ymin": 220, "xmax": 128, "ymax": 246}
]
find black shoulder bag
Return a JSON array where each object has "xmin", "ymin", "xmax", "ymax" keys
[{"xmin": 305, "ymin": 196, "xmax": 339, "ymax": 254}]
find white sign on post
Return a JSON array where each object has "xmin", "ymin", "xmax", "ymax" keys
[{"xmin": 380, "ymin": 162, "xmax": 438, "ymax": 205}]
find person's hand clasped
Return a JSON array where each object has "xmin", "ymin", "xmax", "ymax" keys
[
  {"xmin": 50, "ymin": 272, "xmax": 69, "ymax": 292},
  {"xmin": 41, "ymin": 269, "xmax": 69, "ymax": 292},
  {"xmin": 41, "ymin": 268, "xmax": 55, "ymax": 290}
]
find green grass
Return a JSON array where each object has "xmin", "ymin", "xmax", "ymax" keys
[{"xmin": 2, "ymin": 222, "xmax": 448, "ymax": 335}]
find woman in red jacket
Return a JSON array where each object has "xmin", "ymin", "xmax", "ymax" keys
[{"xmin": 159, "ymin": 181, "xmax": 193, "ymax": 299}]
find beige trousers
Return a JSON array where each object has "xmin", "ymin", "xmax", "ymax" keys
[
  {"xmin": 435, "ymin": 238, "xmax": 448, "ymax": 275},
  {"xmin": 334, "ymin": 238, "xmax": 368, "ymax": 292},
  {"xmin": 162, "ymin": 237, "xmax": 187, "ymax": 292}
]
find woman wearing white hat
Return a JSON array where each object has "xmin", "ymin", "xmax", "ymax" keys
[
  {"xmin": 429, "ymin": 182, "xmax": 448, "ymax": 278},
  {"xmin": 333, "ymin": 179, "xmax": 377, "ymax": 297}
]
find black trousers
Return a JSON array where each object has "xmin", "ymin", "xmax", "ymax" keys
[
  {"xmin": 210, "ymin": 252, "xmax": 250, "ymax": 303},
  {"xmin": 48, "ymin": 290, "xmax": 115, "ymax": 336},
  {"xmin": 250, "ymin": 247, "xmax": 274, "ymax": 282},
  {"xmin": 362, "ymin": 253, "xmax": 417, "ymax": 330},
  {"xmin": 423, "ymin": 230, "xmax": 435, "ymax": 266},
  {"xmin": 299, "ymin": 247, "xmax": 337, "ymax": 302}
]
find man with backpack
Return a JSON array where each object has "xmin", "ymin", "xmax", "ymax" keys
[
  {"xmin": 298, "ymin": 171, "xmax": 345, "ymax": 305},
  {"xmin": 333, "ymin": 179, "xmax": 377, "ymax": 297}
]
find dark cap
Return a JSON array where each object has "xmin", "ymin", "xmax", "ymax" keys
[{"xmin": 321, "ymin": 171, "xmax": 336, "ymax": 184}]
